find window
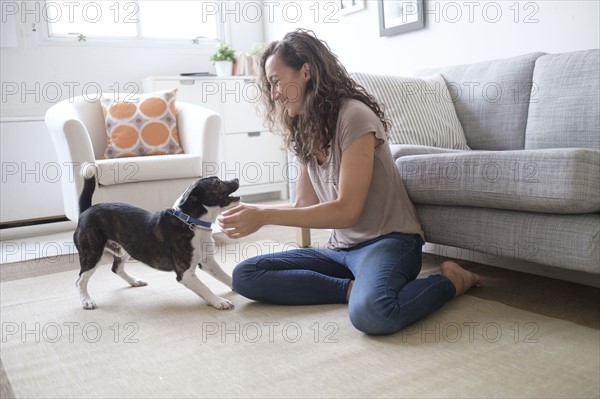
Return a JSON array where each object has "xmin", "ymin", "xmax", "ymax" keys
[{"xmin": 46, "ymin": 1, "xmax": 219, "ymax": 42}]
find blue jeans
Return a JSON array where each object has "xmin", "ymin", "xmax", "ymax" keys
[{"xmin": 232, "ymin": 232, "xmax": 456, "ymax": 335}]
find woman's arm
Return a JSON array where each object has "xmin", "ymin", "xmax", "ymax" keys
[
  {"xmin": 218, "ymin": 133, "xmax": 377, "ymax": 239},
  {"xmin": 293, "ymin": 161, "xmax": 319, "ymax": 208}
]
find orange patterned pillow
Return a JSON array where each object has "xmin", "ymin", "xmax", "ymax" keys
[{"xmin": 100, "ymin": 89, "xmax": 184, "ymax": 158}]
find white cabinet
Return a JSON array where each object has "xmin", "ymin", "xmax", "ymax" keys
[{"xmin": 143, "ymin": 76, "xmax": 288, "ymax": 200}]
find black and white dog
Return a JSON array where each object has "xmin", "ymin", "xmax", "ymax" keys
[{"xmin": 73, "ymin": 176, "xmax": 240, "ymax": 310}]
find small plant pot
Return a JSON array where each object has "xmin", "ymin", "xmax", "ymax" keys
[{"xmin": 215, "ymin": 61, "xmax": 233, "ymax": 77}]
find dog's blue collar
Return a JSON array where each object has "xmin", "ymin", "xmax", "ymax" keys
[{"xmin": 166, "ymin": 209, "xmax": 212, "ymax": 231}]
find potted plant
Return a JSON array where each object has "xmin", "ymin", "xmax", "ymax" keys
[{"xmin": 210, "ymin": 42, "xmax": 236, "ymax": 77}]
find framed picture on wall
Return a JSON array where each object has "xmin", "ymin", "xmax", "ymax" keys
[
  {"xmin": 340, "ymin": 0, "xmax": 366, "ymax": 16},
  {"xmin": 379, "ymin": 0, "xmax": 425, "ymax": 36}
]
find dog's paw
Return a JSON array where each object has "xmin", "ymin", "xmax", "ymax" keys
[
  {"xmin": 209, "ymin": 297, "xmax": 234, "ymax": 311},
  {"xmin": 130, "ymin": 280, "xmax": 148, "ymax": 287},
  {"xmin": 82, "ymin": 299, "xmax": 97, "ymax": 310}
]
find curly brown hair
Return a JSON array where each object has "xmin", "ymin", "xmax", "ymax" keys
[{"xmin": 258, "ymin": 29, "xmax": 390, "ymax": 164}]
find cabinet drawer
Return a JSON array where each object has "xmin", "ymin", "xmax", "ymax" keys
[
  {"xmin": 222, "ymin": 132, "xmax": 287, "ymax": 186},
  {"xmin": 221, "ymin": 79, "xmax": 264, "ymax": 134}
]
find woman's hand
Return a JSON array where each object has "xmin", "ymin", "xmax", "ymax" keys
[{"xmin": 217, "ymin": 203, "xmax": 265, "ymax": 239}]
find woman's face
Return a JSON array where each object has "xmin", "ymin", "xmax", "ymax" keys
[{"xmin": 265, "ymin": 55, "xmax": 310, "ymax": 117}]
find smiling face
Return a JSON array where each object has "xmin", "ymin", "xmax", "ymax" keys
[{"xmin": 265, "ymin": 55, "xmax": 311, "ymax": 117}]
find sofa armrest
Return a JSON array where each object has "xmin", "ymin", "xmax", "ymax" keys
[
  {"xmin": 45, "ymin": 101, "xmax": 96, "ymax": 163},
  {"xmin": 45, "ymin": 103, "xmax": 97, "ymax": 220},
  {"xmin": 176, "ymin": 101, "xmax": 221, "ymax": 169}
]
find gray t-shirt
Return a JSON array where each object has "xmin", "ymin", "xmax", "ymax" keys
[{"xmin": 306, "ymin": 99, "xmax": 424, "ymax": 249}]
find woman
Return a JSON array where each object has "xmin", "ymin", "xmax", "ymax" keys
[{"xmin": 218, "ymin": 29, "xmax": 481, "ymax": 335}]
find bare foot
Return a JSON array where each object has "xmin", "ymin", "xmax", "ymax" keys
[{"xmin": 440, "ymin": 260, "xmax": 482, "ymax": 297}]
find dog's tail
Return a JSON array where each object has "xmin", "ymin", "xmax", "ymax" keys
[{"xmin": 79, "ymin": 175, "xmax": 96, "ymax": 215}]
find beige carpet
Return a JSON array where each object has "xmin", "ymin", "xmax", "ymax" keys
[{"xmin": 1, "ymin": 239, "xmax": 599, "ymax": 399}]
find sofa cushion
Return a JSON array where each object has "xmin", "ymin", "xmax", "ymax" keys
[
  {"xmin": 525, "ymin": 49, "xmax": 600, "ymax": 150},
  {"xmin": 94, "ymin": 154, "xmax": 203, "ymax": 186},
  {"xmin": 100, "ymin": 89, "xmax": 184, "ymax": 158},
  {"xmin": 419, "ymin": 52, "xmax": 545, "ymax": 151},
  {"xmin": 395, "ymin": 148, "xmax": 600, "ymax": 214},
  {"xmin": 351, "ymin": 72, "xmax": 470, "ymax": 150}
]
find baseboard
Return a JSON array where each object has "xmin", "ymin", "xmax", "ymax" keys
[
  {"xmin": 0, "ymin": 220, "xmax": 76, "ymax": 240},
  {"xmin": 0, "ymin": 216, "xmax": 69, "ymax": 230},
  {"xmin": 423, "ymin": 243, "xmax": 600, "ymax": 288}
]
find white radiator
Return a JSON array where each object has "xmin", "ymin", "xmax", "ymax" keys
[{"xmin": 1, "ymin": 117, "xmax": 65, "ymax": 224}]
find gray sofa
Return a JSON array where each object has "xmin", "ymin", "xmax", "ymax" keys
[{"xmin": 356, "ymin": 49, "xmax": 599, "ymax": 279}]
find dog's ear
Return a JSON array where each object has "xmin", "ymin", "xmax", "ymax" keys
[{"xmin": 178, "ymin": 184, "xmax": 208, "ymax": 218}]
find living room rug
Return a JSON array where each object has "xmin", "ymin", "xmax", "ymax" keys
[{"xmin": 1, "ymin": 240, "xmax": 599, "ymax": 398}]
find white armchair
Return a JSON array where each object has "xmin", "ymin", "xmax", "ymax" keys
[{"xmin": 45, "ymin": 95, "xmax": 221, "ymax": 221}]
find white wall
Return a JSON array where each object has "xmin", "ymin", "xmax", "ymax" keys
[{"xmin": 262, "ymin": 0, "xmax": 600, "ymax": 75}]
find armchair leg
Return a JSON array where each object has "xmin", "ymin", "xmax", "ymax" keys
[{"xmin": 296, "ymin": 228, "xmax": 312, "ymax": 248}]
